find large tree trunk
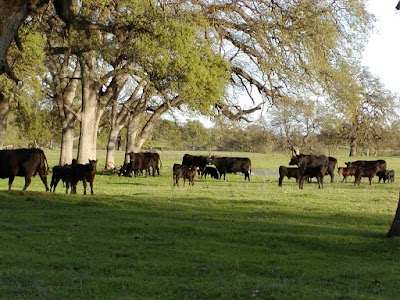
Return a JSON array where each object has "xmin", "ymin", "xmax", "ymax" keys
[
  {"xmin": 59, "ymin": 120, "xmax": 75, "ymax": 165},
  {"xmin": 0, "ymin": 92, "xmax": 10, "ymax": 148},
  {"xmin": 77, "ymin": 52, "xmax": 98, "ymax": 163},
  {"xmin": 0, "ymin": 0, "xmax": 26, "ymax": 82},
  {"xmin": 105, "ymin": 127, "xmax": 121, "ymax": 169},
  {"xmin": 54, "ymin": 58, "xmax": 80, "ymax": 165},
  {"xmin": 349, "ymin": 136, "xmax": 357, "ymax": 156},
  {"xmin": 387, "ymin": 192, "xmax": 400, "ymax": 238},
  {"xmin": 125, "ymin": 112, "xmax": 146, "ymax": 162}
]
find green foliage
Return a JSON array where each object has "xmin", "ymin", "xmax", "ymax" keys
[{"xmin": 1, "ymin": 150, "xmax": 400, "ymax": 299}]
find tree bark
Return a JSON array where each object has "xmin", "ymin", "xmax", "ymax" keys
[
  {"xmin": 77, "ymin": 52, "xmax": 98, "ymax": 163},
  {"xmin": 125, "ymin": 111, "xmax": 146, "ymax": 162},
  {"xmin": 349, "ymin": 136, "xmax": 357, "ymax": 157},
  {"xmin": 0, "ymin": 92, "xmax": 10, "ymax": 147},
  {"xmin": 0, "ymin": 0, "xmax": 26, "ymax": 82},
  {"xmin": 387, "ymin": 192, "xmax": 400, "ymax": 238},
  {"xmin": 53, "ymin": 57, "xmax": 80, "ymax": 165}
]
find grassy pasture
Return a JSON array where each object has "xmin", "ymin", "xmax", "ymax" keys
[{"xmin": 1, "ymin": 150, "xmax": 400, "ymax": 299}]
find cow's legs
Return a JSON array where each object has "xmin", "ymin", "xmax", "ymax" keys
[
  {"xmin": 23, "ymin": 175, "xmax": 32, "ymax": 191},
  {"xmin": 8, "ymin": 176, "xmax": 15, "ymax": 190},
  {"xmin": 82, "ymin": 179, "xmax": 87, "ymax": 194},
  {"xmin": 38, "ymin": 171, "xmax": 49, "ymax": 191},
  {"xmin": 51, "ymin": 178, "xmax": 60, "ymax": 192},
  {"xmin": 245, "ymin": 171, "xmax": 250, "ymax": 181},
  {"xmin": 278, "ymin": 176, "xmax": 283, "ymax": 187},
  {"xmin": 90, "ymin": 180, "xmax": 94, "ymax": 195}
]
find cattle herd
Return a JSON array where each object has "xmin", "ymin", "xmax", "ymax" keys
[
  {"xmin": 0, "ymin": 148, "xmax": 395, "ymax": 193},
  {"xmin": 279, "ymin": 154, "xmax": 395, "ymax": 189}
]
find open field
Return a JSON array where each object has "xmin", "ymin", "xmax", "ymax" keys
[{"xmin": 1, "ymin": 150, "xmax": 400, "ymax": 299}]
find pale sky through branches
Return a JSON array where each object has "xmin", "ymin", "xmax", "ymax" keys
[{"xmin": 362, "ymin": 0, "xmax": 400, "ymax": 95}]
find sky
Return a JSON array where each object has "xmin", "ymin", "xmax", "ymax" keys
[
  {"xmin": 180, "ymin": 1, "xmax": 400, "ymax": 127},
  {"xmin": 362, "ymin": 0, "xmax": 400, "ymax": 95}
]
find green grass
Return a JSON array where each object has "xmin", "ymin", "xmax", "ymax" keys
[{"xmin": 1, "ymin": 150, "xmax": 400, "ymax": 299}]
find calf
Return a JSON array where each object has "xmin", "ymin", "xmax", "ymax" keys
[
  {"xmin": 278, "ymin": 166, "xmax": 299, "ymax": 187},
  {"xmin": 50, "ymin": 164, "xmax": 72, "ymax": 193},
  {"xmin": 173, "ymin": 164, "xmax": 197, "ymax": 186},
  {"xmin": 70, "ymin": 159, "xmax": 97, "ymax": 194},
  {"xmin": 298, "ymin": 165, "xmax": 328, "ymax": 189},
  {"xmin": 337, "ymin": 167, "xmax": 357, "ymax": 183},
  {"xmin": 377, "ymin": 170, "xmax": 395, "ymax": 183},
  {"xmin": 354, "ymin": 166, "xmax": 381, "ymax": 185},
  {"xmin": 201, "ymin": 166, "xmax": 219, "ymax": 179}
]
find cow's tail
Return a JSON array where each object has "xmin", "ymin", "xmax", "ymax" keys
[{"xmin": 42, "ymin": 150, "xmax": 50, "ymax": 175}]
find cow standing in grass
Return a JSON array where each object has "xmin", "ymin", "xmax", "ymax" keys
[
  {"xmin": 209, "ymin": 156, "xmax": 251, "ymax": 181},
  {"xmin": 0, "ymin": 148, "xmax": 49, "ymax": 191},
  {"xmin": 337, "ymin": 166, "xmax": 357, "ymax": 183},
  {"xmin": 50, "ymin": 164, "xmax": 72, "ymax": 193},
  {"xmin": 278, "ymin": 166, "xmax": 300, "ymax": 187},
  {"xmin": 201, "ymin": 166, "xmax": 219, "ymax": 179},
  {"xmin": 290, "ymin": 154, "xmax": 329, "ymax": 189},
  {"xmin": 173, "ymin": 164, "xmax": 196, "ymax": 186},
  {"xmin": 70, "ymin": 159, "xmax": 97, "ymax": 194},
  {"xmin": 182, "ymin": 154, "xmax": 209, "ymax": 178},
  {"xmin": 354, "ymin": 166, "xmax": 382, "ymax": 186}
]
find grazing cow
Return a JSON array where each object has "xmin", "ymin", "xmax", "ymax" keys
[
  {"xmin": 201, "ymin": 166, "xmax": 219, "ymax": 179},
  {"xmin": 128, "ymin": 152, "xmax": 161, "ymax": 177},
  {"xmin": 0, "ymin": 148, "xmax": 49, "ymax": 191},
  {"xmin": 278, "ymin": 166, "xmax": 300, "ymax": 187},
  {"xmin": 354, "ymin": 165, "xmax": 382, "ymax": 185},
  {"xmin": 290, "ymin": 154, "xmax": 329, "ymax": 189},
  {"xmin": 173, "ymin": 164, "xmax": 196, "ymax": 186},
  {"xmin": 337, "ymin": 166, "xmax": 357, "ymax": 183},
  {"xmin": 345, "ymin": 160, "xmax": 387, "ymax": 171},
  {"xmin": 209, "ymin": 156, "xmax": 251, "ymax": 181},
  {"xmin": 298, "ymin": 165, "xmax": 329, "ymax": 189},
  {"xmin": 50, "ymin": 164, "xmax": 72, "ymax": 193},
  {"xmin": 118, "ymin": 162, "xmax": 134, "ymax": 177},
  {"xmin": 182, "ymin": 154, "xmax": 209, "ymax": 177},
  {"xmin": 70, "ymin": 159, "xmax": 97, "ymax": 194},
  {"xmin": 377, "ymin": 170, "xmax": 395, "ymax": 183}
]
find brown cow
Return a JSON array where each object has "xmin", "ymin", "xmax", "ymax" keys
[
  {"xmin": 173, "ymin": 164, "xmax": 196, "ymax": 186},
  {"xmin": 354, "ymin": 166, "xmax": 382, "ymax": 186},
  {"xmin": 337, "ymin": 167, "xmax": 357, "ymax": 183}
]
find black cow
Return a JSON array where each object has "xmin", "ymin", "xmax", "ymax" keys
[
  {"xmin": 209, "ymin": 156, "xmax": 251, "ymax": 181},
  {"xmin": 290, "ymin": 154, "xmax": 336, "ymax": 183},
  {"xmin": 290, "ymin": 154, "xmax": 329, "ymax": 189},
  {"xmin": 173, "ymin": 164, "xmax": 196, "ymax": 186},
  {"xmin": 278, "ymin": 166, "xmax": 300, "ymax": 187},
  {"xmin": 354, "ymin": 165, "xmax": 382, "ymax": 185},
  {"xmin": 298, "ymin": 165, "xmax": 329, "ymax": 189},
  {"xmin": 182, "ymin": 154, "xmax": 209, "ymax": 177},
  {"xmin": 345, "ymin": 160, "xmax": 387, "ymax": 171},
  {"xmin": 50, "ymin": 164, "xmax": 72, "ymax": 193},
  {"xmin": 0, "ymin": 148, "xmax": 49, "ymax": 191},
  {"xmin": 70, "ymin": 159, "xmax": 97, "ymax": 194},
  {"xmin": 128, "ymin": 152, "xmax": 161, "ymax": 177},
  {"xmin": 201, "ymin": 166, "xmax": 219, "ymax": 179},
  {"xmin": 377, "ymin": 170, "xmax": 395, "ymax": 183}
]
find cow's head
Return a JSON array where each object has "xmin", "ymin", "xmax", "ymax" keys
[{"xmin": 289, "ymin": 156, "xmax": 299, "ymax": 166}]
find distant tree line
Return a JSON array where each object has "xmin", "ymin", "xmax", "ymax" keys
[{"xmin": 5, "ymin": 100, "xmax": 400, "ymax": 157}]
